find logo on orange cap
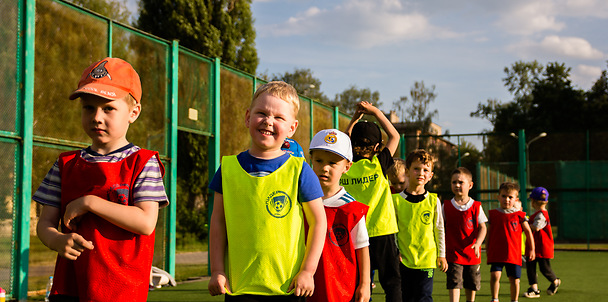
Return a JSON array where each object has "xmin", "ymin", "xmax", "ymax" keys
[{"xmin": 69, "ymin": 57, "xmax": 142, "ymax": 103}]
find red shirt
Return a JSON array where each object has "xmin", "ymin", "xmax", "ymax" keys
[
  {"xmin": 486, "ymin": 209, "xmax": 526, "ymax": 265},
  {"xmin": 530, "ymin": 210, "xmax": 554, "ymax": 259},
  {"xmin": 51, "ymin": 149, "xmax": 163, "ymax": 302},
  {"xmin": 444, "ymin": 200, "xmax": 482, "ymax": 265},
  {"xmin": 309, "ymin": 201, "xmax": 368, "ymax": 302}
]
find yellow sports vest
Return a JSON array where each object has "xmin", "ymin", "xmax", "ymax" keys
[
  {"xmin": 340, "ymin": 156, "xmax": 398, "ymax": 237},
  {"xmin": 393, "ymin": 192, "xmax": 438, "ymax": 269},
  {"xmin": 222, "ymin": 155, "xmax": 306, "ymax": 295}
]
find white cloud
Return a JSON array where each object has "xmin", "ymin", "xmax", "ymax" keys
[
  {"xmin": 508, "ymin": 35, "xmax": 604, "ymax": 60},
  {"xmin": 572, "ymin": 64, "xmax": 603, "ymax": 89},
  {"xmin": 495, "ymin": 0, "xmax": 565, "ymax": 35},
  {"xmin": 262, "ymin": 0, "xmax": 458, "ymax": 48},
  {"xmin": 559, "ymin": 0, "xmax": 608, "ymax": 18}
]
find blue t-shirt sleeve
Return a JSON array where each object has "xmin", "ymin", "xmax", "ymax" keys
[
  {"xmin": 209, "ymin": 166, "xmax": 222, "ymax": 194},
  {"xmin": 299, "ymin": 162, "xmax": 324, "ymax": 202}
]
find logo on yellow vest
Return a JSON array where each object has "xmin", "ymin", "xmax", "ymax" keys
[
  {"xmin": 421, "ymin": 210, "xmax": 432, "ymax": 225},
  {"xmin": 266, "ymin": 191, "xmax": 292, "ymax": 218}
]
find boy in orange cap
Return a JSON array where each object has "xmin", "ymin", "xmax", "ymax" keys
[{"xmin": 35, "ymin": 58, "xmax": 168, "ymax": 302}]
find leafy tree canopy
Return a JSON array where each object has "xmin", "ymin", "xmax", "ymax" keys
[
  {"xmin": 137, "ymin": 0, "xmax": 258, "ymax": 74},
  {"xmin": 331, "ymin": 85, "xmax": 381, "ymax": 115},
  {"xmin": 271, "ymin": 68, "xmax": 330, "ymax": 103}
]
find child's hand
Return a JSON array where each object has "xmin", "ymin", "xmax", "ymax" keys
[
  {"xmin": 63, "ymin": 196, "xmax": 92, "ymax": 231},
  {"xmin": 355, "ymin": 283, "xmax": 371, "ymax": 302},
  {"xmin": 527, "ymin": 250, "xmax": 536, "ymax": 262},
  {"xmin": 472, "ymin": 243, "xmax": 481, "ymax": 258},
  {"xmin": 357, "ymin": 101, "xmax": 378, "ymax": 115},
  {"xmin": 288, "ymin": 270, "xmax": 315, "ymax": 297},
  {"xmin": 437, "ymin": 257, "xmax": 448, "ymax": 272},
  {"xmin": 54, "ymin": 232, "xmax": 94, "ymax": 260},
  {"xmin": 208, "ymin": 271, "xmax": 230, "ymax": 296}
]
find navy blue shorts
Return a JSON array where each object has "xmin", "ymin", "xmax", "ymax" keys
[{"xmin": 490, "ymin": 262, "xmax": 522, "ymax": 278}]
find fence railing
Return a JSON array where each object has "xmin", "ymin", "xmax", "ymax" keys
[{"xmin": 4, "ymin": 0, "xmax": 351, "ymax": 299}]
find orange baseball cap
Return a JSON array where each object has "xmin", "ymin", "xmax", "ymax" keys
[{"xmin": 69, "ymin": 57, "xmax": 142, "ymax": 103}]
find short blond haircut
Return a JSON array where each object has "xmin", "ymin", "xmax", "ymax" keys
[
  {"xmin": 388, "ymin": 158, "xmax": 406, "ymax": 181},
  {"xmin": 251, "ymin": 81, "xmax": 300, "ymax": 117},
  {"xmin": 405, "ymin": 149, "xmax": 434, "ymax": 170}
]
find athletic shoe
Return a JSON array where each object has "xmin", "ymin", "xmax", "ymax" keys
[
  {"xmin": 524, "ymin": 287, "xmax": 541, "ymax": 298},
  {"xmin": 547, "ymin": 278, "xmax": 561, "ymax": 295}
]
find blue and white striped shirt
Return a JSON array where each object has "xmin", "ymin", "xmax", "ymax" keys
[{"xmin": 33, "ymin": 144, "xmax": 168, "ymax": 207}]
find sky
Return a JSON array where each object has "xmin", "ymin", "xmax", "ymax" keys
[{"xmin": 249, "ymin": 0, "xmax": 608, "ymax": 146}]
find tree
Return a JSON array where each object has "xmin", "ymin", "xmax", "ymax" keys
[
  {"xmin": 67, "ymin": 0, "xmax": 131, "ymax": 23},
  {"xmin": 393, "ymin": 81, "xmax": 438, "ymax": 126},
  {"xmin": 137, "ymin": 0, "xmax": 258, "ymax": 74},
  {"xmin": 331, "ymin": 85, "xmax": 381, "ymax": 115},
  {"xmin": 272, "ymin": 68, "xmax": 329, "ymax": 103}
]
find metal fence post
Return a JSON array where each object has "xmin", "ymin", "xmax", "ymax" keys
[
  {"xmin": 13, "ymin": 0, "xmax": 36, "ymax": 299},
  {"xmin": 207, "ymin": 57, "xmax": 221, "ymax": 275},
  {"xmin": 164, "ymin": 40, "xmax": 179, "ymax": 276},
  {"xmin": 517, "ymin": 129, "xmax": 527, "ymax": 212}
]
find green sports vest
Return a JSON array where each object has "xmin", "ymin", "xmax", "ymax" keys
[
  {"xmin": 340, "ymin": 156, "xmax": 398, "ymax": 237},
  {"xmin": 393, "ymin": 192, "xmax": 438, "ymax": 269},
  {"xmin": 222, "ymin": 155, "xmax": 306, "ymax": 295}
]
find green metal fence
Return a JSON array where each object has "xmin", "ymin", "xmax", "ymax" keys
[{"xmin": 4, "ymin": 0, "xmax": 351, "ymax": 300}]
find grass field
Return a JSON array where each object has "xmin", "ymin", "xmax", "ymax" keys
[{"xmin": 146, "ymin": 250, "xmax": 608, "ymax": 302}]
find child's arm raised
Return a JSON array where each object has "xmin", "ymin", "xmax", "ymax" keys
[
  {"xmin": 289, "ymin": 197, "xmax": 327, "ymax": 297},
  {"xmin": 357, "ymin": 101, "xmax": 400, "ymax": 156},
  {"xmin": 37, "ymin": 205, "xmax": 94, "ymax": 260},
  {"xmin": 208, "ymin": 192, "xmax": 231, "ymax": 296},
  {"xmin": 354, "ymin": 246, "xmax": 371, "ymax": 302},
  {"xmin": 523, "ymin": 220, "xmax": 536, "ymax": 262},
  {"xmin": 63, "ymin": 195, "xmax": 159, "ymax": 235}
]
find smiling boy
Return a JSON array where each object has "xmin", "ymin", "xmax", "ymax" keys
[{"xmin": 208, "ymin": 81, "xmax": 326, "ymax": 301}]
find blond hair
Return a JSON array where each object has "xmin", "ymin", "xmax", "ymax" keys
[
  {"xmin": 388, "ymin": 158, "xmax": 406, "ymax": 181},
  {"xmin": 405, "ymin": 149, "xmax": 434, "ymax": 170},
  {"xmin": 252, "ymin": 81, "xmax": 300, "ymax": 116}
]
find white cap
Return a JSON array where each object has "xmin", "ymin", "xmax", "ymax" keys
[{"xmin": 309, "ymin": 129, "xmax": 353, "ymax": 162}]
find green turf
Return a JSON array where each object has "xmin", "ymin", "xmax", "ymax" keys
[{"xmin": 146, "ymin": 250, "xmax": 608, "ymax": 302}]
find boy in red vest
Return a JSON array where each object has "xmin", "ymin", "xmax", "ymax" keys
[
  {"xmin": 524, "ymin": 187, "xmax": 561, "ymax": 298},
  {"xmin": 487, "ymin": 182, "xmax": 535, "ymax": 302},
  {"xmin": 34, "ymin": 58, "xmax": 168, "ymax": 301},
  {"xmin": 308, "ymin": 129, "xmax": 371, "ymax": 302},
  {"xmin": 443, "ymin": 167, "xmax": 487, "ymax": 302}
]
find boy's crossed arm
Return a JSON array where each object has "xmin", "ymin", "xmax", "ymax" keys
[
  {"xmin": 63, "ymin": 195, "xmax": 160, "ymax": 235},
  {"xmin": 37, "ymin": 205, "xmax": 94, "ymax": 260}
]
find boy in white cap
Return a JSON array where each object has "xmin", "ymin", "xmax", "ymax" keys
[
  {"xmin": 34, "ymin": 57, "xmax": 168, "ymax": 301},
  {"xmin": 308, "ymin": 129, "xmax": 371, "ymax": 302}
]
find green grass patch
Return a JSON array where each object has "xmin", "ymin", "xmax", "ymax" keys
[{"xmin": 146, "ymin": 250, "xmax": 608, "ymax": 301}]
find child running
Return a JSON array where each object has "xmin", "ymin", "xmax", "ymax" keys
[
  {"xmin": 308, "ymin": 129, "xmax": 371, "ymax": 302},
  {"xmin": 524, "ymin": 187, "xmax": 561, "ymax": 298}
]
